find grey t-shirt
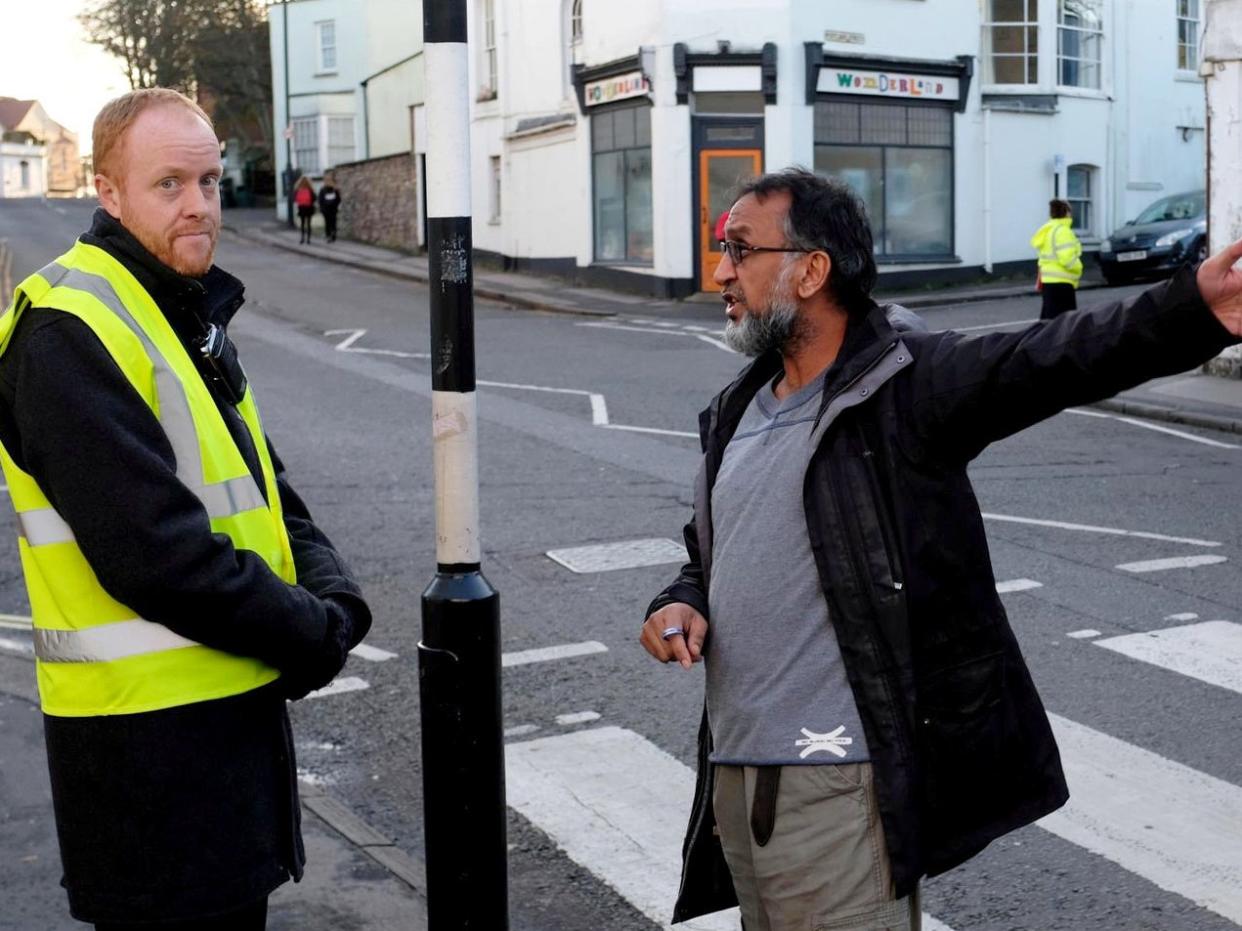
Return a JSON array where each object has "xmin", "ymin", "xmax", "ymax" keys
[{"xmin": 706, "ymin": 371, "xmax": 870, "ymax": 766}]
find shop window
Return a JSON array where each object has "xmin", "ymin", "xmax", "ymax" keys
[
  {"xmin": 814, "ymin": 101, "xmax": 953, "ymax": 258},
  {"xmin": 316, "ymin": 20, "xmax": 337, "ymax": 73},
  {"xmin": 327, "ymin": 116, "xmax": 355, "ymax": 169},
  {"xmin": 1177, "ymin": 0, "xmax": 1200, "ymax": 71},
  {"xmin": 984, "ymin": 0, "xmax": 1038, "ymax": 85},
  {"xmin": 1059, "ymin": 0, "xmax": 1103, "ymax": 89},
  {"xmin": 292, "ymin": 117, "xmax": 320, "ymax": 175},
  {"xmin": 591, "ymin": 103, "xmax": 653, "ymax": 264},
  {"xmin": 1067, "ymin": 164, "xmax": 1094, "ymax": 234}
]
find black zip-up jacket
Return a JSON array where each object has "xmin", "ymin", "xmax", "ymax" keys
[
  {"xmin": 647, "ymin": 268, "xmax": 1237, "ymax": 923},
  {"xmin": 0, "ymin": 209, "xmax": 372, "ymax": 922}
]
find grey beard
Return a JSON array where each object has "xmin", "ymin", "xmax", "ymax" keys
[{"xmin": 723, "ymin": 296, "xmax": 802, "ymax": 356}]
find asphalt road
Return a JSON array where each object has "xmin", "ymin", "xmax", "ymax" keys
[{"xmin": 1, "ymin": 198, "xmax": 1239, "ymax": 931}]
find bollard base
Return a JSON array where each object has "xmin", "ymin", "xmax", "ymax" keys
[{"xmin": 419, "ymin": 568, "xmax": 508, "ymax": 929}]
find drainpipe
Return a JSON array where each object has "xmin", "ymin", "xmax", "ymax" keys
[
  {"xmin": 282, "ymin": 0, "xmax": 294, "ymax": 227},
  {"xmin": 983, "ymin": 106, "xmax": 993, "ymax": 275},
  {"xmin": 1203, "ymin": 0, "xmax": 1242, "ymax": 376}
]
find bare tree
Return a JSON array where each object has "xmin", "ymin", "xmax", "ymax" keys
[{"xmin": 79, "ymin": 0, "xmax": 274, "ymax": 173}]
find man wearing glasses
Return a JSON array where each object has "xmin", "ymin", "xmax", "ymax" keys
[{"xmin": 639, "ymin": 167, "xmax": 1242, "ymax": 930}]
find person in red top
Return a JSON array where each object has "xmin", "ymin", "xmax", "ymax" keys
[{"xmin": 293, "ymin": 175, "xmax": 315, "ymax": 244}]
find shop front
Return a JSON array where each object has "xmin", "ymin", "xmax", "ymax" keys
[{"xmin": 805, "ymin": 47, "xmax": 973, "ymax": 266}]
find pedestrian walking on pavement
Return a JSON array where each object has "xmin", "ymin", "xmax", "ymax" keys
[
  {"xmin": 1031, "ymin": 198, "xmax": 1083, "ymax": 319},
  {"xmin": 318, "ymin": 172, "xmax": 342, "ymax": 243},
  {"xmin": 294, "ymin": 174, "xmax": 316, "ymax": 243},
  {"xmin": 639, "ymin": 167, "xmax": 1242, "ymax": 931},
  {"xmin": 0, "ymin": 88, "xmax": 371, "ymax": 931}
]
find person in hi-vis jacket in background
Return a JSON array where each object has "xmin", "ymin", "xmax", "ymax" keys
[{"xmin": 1031, "ymin": 198, "xmax": 1084, "ymax": 319}]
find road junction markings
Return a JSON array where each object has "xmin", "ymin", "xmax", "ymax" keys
[
  {"xmin": 324, "ymin": 328, "xmax": 699, "ymax": 438},
  {"xmin": 305, "ymin": 676, "xmax": 370, "ymax": 700},
  {"xmin": 501, "ymin": 640, "xmax": 608, "ymax": 668},
  {"xmin": 1067, "ymin": 407, "xmax": 1240, "ymax": 449}
]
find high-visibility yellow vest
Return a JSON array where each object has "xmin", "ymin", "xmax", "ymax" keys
[
  {"xmin": 0, "ymin": 240, "xmax": 296, "ymax": 717},
  {"xmin": 1031, "ymin": 217, "xmax": 1083, "ymax": 288}
]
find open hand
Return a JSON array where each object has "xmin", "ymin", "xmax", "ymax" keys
[
  {"xmin": 1196, "ymin": 239, "xmax": 1242, "ymax": 338},
  {"xmin": 640, "ymin": 603, "xmax": 708, "ymax": 670}
]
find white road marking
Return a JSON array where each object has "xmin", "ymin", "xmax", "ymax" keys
[
  {"xmin": 1067, "ymin": 629, "xmax": 1103, "ymax": 639},
  {"xmin": 1042, "ymin": 713, "xmax": 1242, "ymax": 925},
  {"xmin": 555, "ymin": 711, "xmax": 601, "ymax": 726},
  {"xmin": 1067, "ymin": 408, "xmax": 1240, "ymax": 449},
  {"xmin": 996, "ymin": 578, "xmax": 1043, "ymax": 594},
  {"xmin": 305, "ymin": 676, "xmax": 370, "ymax": 699},
  {"xmin": 577, "ymin": 320, "xmax": 738, "ymax": 354},
  {"xmin": 1166, "ymin": 612, "xmax": 1199, "ymax": 621},
  {"xmin": 695, "ymin": 333, "xmax": 736, "ymax": 353},
  {"xmin": 0, "ymin": 614, "xmax": 32, "ymax": 630},
  {"xmin": 506, "ymin": 726, "xmax": 955, "ymax": 931},
  {"xmin": 1093, "ymin": 620, "xmax": 1242, "ymax": 695},
  {"xmin": 477, "ymin": 379, "xmax": 609, "ymax": 426},
  {"xmin": 1116, "ymin": 555, "xmax": 1228, "ymax": 573},
  {"xmin": 349, "ymin": 643, "xmax": 398, "ymax": 662},
  {"xmin": 0, "ymin": 636, "xmax": 32, "ymax": 655},
  {"xmin": 504, "ymin": 724, "xmax": 540, "ymax": 738},
  {"xmin": 603, "ymin": 423, "xmax": 699, "ymax": 439},
  {"xmin": 325, "ymin": 328, "xmax": 430, "ymax": 359},
  {"xmin": 547, "ymin": 538, "xmax": 688, "ymax": 573},
  {"xmin": 501, "ymin": 641, "xmax": 608, "ymax": 668},
  {"xmin": 982, "ymin": 512, "xmax": 1222, "ymax": 548}
]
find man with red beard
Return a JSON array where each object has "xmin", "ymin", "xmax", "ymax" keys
[
  {"xmin": 640, "ymin": 168, "xmax": 1242, "ymax": 930},
  {"xmin": 0, "ymin": 89, "xmax": 370, "ymax": 930}
]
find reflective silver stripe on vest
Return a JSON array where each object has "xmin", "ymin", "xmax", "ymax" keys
[
  {"xmin": 18, "ymin": 507, "xmax": 75, "ymax": 545},
  {"xmin": 26, "ymin": 263, "xmax": 269, "ymax": 534},
  {"xmin": 34, "ymin": 618, "xmax": 199, "ymax": 663}
]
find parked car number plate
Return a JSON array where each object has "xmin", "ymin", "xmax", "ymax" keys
[{"xmin": 1117, "ymin": 250, "xmax": 1147, "ymax": 262}]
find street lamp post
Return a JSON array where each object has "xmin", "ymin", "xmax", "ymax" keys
[{"xmin": 419, "ymin": 1, "xmax": 509, "ymax": 928}]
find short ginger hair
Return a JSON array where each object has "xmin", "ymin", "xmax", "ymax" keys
[{"xmin": 93, "ymin": 88, "xmax": 215, "ymax": 178}]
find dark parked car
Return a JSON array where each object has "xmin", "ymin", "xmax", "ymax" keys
[{"xmin": 1097, "ymin": 190, "xmax": 1206, "ymax": 286}]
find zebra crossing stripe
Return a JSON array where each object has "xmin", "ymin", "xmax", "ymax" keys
[
  {"xmin": 1093, "ymin": 620, "xmax": 1242, "ymax": 695},
  {"xmin": 505, "ymin": 726, "xmax": 956, "ymax": 931},
  {"xmin": 1041, "ymin": 713, "xmax": 1242, "ymax": 924}
]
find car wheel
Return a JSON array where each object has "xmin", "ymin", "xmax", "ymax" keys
[
  {"xmin": 1102, "ymin": 269, "xmax": 1129, "ymax": 287},
  {"xmin": 1195, "ymin": 240, "xmax": 1208, "ymax": 263}
]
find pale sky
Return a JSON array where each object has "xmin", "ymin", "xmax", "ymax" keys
[{"xmin": 0, "ymin": 0, "xmax": 132, "ymax": 153}]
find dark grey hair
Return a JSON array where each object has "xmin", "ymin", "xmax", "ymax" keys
[{"xmin": 737, "ymin": 167, "xmax": 878, "ymax": 313}]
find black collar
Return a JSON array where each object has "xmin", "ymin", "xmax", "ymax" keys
[{"xmin": 79, "ymin": 209, "xmax": 246, "ymax": 341}]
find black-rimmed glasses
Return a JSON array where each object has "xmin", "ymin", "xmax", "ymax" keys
[{"xmin": 719, "ymin": 240, "xmax": 814, "ymax": 266}]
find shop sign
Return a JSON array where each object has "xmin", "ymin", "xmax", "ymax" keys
[
  {"xmin": 584, "ymin": 71, "xmax": 650, "ymax": 107},
  {"xmin": 819, "ymin": 68, "xmax": 958, "ymax": 101}
]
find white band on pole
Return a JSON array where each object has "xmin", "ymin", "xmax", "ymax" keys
[
  {"xmin": 432, "ymin": 390, "xmax": 482, "ymax": 564},
  {"xmin": 425, "ymin": 43, "xmax": 473, "ymax": 220}
]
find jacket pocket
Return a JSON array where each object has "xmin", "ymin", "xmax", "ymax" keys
[{"xmin": 916, "ymin": 651, "xmax": 1015, "ymax": 839}]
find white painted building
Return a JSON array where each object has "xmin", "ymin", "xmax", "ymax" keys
[
  {"xmin": 268, "ymin": 0, "xmax": 424, "ymax": 219},
  {"xmin": 0, "ymin": 139, "xmax": 46, "ymax": 199},
  {"xmin": 456, "ymin": 0, "xmax": 1206, "ymax": 296}
]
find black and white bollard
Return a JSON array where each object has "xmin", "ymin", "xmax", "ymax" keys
[{"xmin": 419, "ymin": 1, "xmax": 508, "ymax": 927}]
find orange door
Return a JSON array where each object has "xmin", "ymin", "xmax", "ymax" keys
[{"xmin": 699, "ymin": 148, "xmax": 763, "ymax": 291}]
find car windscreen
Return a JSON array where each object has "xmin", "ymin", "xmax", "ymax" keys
[{"xmin": 1134, "ymin": 191, "xmax": 1205, "ymax": 225}]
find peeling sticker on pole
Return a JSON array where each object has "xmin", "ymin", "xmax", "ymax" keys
[{"xmin": 440, "ymin": 234, "xmax": 468, "ymax": 286}]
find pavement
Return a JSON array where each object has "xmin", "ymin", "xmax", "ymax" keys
[
  {"xmin": 222, "ymin": 207, "xmax": 1242, "ymax": 439},
  {"xmin": 0, "ymin": 648, "xmax": 428, "ymax": 931}
]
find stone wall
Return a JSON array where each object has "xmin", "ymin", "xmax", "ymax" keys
[{"xmin": 332, "ymin": 152, "xmax": 420, "ymax": 253}]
